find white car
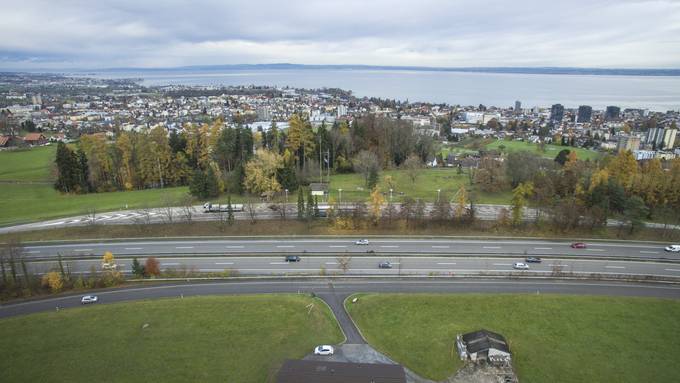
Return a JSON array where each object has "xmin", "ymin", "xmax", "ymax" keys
[
  {"xmin": 81, "ymin": 295, "xmax": 98, "ymax": 304},
  {"xmin": 355, "ymin": 239, "xmax": 370, "ymax": 245},
  {"xmin": 665, "ymin": 245, "xmax": 680, "ymax": 253},
  {"xmin": 314, "ymin": 345, "xmax": 335, "ymax": 356},
  {"xmin": 513, "ymin": 262, "xmax": 529, "ymax": 270}
]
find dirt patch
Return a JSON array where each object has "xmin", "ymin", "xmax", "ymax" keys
[{"xmin": 446, "ymin": 363, "xmax": 518, "ymax": 383}]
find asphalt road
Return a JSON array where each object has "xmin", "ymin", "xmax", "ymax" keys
[
  {"xmin": 23, "ymin": 238, "xmax": 678, "ymax": 261},
  {"xmin": 2, "ymin": 279, "xmax": 680, "ymax": 320}
]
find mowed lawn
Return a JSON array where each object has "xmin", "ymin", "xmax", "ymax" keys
[
  {"xmin": 0, "ymin": 145, "xmax": 190, "ymax": 225},
  {"xmin": 347, "ymin": 294, "xmax": 680, "ymax": 382},
  {"xmin": 329, "ymin": 168, "xmax": 512, "ymax": 204},
  {"xmin": 485, "ymin": 139, "xmax": 602, "ymax": 161},
  {"xmin": 0, "ymin": 295, "xmax": 343, "ymax": 383}
]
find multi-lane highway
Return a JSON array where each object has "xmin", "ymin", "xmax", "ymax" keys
[{"xmin": 16, "ymin": 238, "xmax": 680, "ymax": 279}]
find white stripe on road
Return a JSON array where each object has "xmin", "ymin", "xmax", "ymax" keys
[
  {"xmin": 380, "ymin": 246, "xmax": 399, "ymax": 248},
  {"xmin": 493, "ymin": 263, "xmax": 511, "ymax": 266},
  {"xmin": 325, "ymin": 262, "xmax": 337, "ymax": 265},
  {"xmin": 640, "ymin": 251, "xmax": 660, "ymax": 254},
  {"xmin": 226, "ymin": 246, "xmax": 244, "ymax": 249},
  {"xmin": 605, "ymin": 266, "xmax": 625, "ymax": 269},
  {"xmin": 125, "ymin": 248, "xmax": 143, "ymax": 250},
  {"xmin": 437, "ymin": 262, "xmax": 457, "ymax": 265},
  {"xmin": 215, "ymin": 262, "xmax": 234, "ymax": 265},
  {"xmin": 432, "ymin": 246, "xmax": 450, "ymax": 249},
  {"xmin": 587, "ymin": 249, "xmax": 604, "ymax": 252},
  {"xmin": 162, "ymin": 263, "xmax": 180, "ymax": 266},
  {"xmin": 664, "ymin": 268, "xmax": 680, "ymax": 272},
  {"xmin": 25, "ymin": 250, "xmax": 41, "ymax": 254},
  {"xmin": 483, "ymin": 246, "xmax": 501, "ymax": 249},
  {"xmin": 534, "ymin": 247, "xmax": 552, "ymax": 250},
  {"xmin": 277, "ymin": 245, "xmax": 295, "ymax": 248},
  {"xmin": 329, "ymin": 245, "xmax": 347, "ymax": 248},
  {"xmin": 73, "ymin": 249, "xmax": 93, "ymax": 252},
  {"xmin": 548, "ymin": 264, "xmax": 566, "ymax": 267},
  {"xmin": 270, "ymin": 262, "xmax": 289, "ymax": 265},
  {"xmin": 175, "ymin": 246, "xmax": 194, "ymax": 249}
]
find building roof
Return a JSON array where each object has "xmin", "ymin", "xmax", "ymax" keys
[
  {"xmin": 276, "ymin": 359, "xmax": 406, "ymax": 383},
  {"xmin": 461, "ymin": 329, "xmax": 510, "ymax": 354},
  {"xmin": 24, "ymin": 133, "xmax": 45, "ymax": 141}
]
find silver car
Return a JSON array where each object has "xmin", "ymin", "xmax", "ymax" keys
[{"xmin": 81, "ymin": 295, "xmax": 98, "ymax": 304}]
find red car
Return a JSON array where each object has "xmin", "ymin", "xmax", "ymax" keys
[{"xmin": 570, "ymin": 242, "xmax": 587, "ymax": 249}]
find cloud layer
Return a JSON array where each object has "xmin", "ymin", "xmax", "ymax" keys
[{"xmin": 1, "ymin": 0, "xmax": 679, "ymax": 69}]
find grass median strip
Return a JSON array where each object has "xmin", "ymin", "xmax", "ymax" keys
[
  {"xmin": 346, "ymin": 293, "xmax": 680, "ymax": 382},
  {"xmin": 0, "ymin": 294, "xmax": 343, "ymax": 382}
]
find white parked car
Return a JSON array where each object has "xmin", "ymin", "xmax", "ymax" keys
[
  {"xmin": 314, "ymin": 345, "xmax": 334, "ymax": 356},
  {"xmin": 513, "ymin": 262, "xmax": 529, "ymax": 270},
  {"xmin": 355, "ymin": 239, "xmax": 370, "ymax": 245},
  {"xmin": 665, "ymin": 245, "xmax": 680, "ymax": 253},
  {"xmin": 81, "ymin": 295, "xmax": 98, "ymax": 304},
  {"xmin": 102, "ymin": 263, "xmax": 117, "ymax": 270}
]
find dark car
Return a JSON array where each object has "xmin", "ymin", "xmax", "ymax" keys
[
  {"xmin": 571, "ymin": 242, "xmax": 587, "ymax": 249},
  {"xmin": 285, "ymin": 255, "xmax": 301, "ymax": 262},
  {"xmin": 525, "ymin": 257, "xmax": 542, "ymax": 263},
  {"xmin": 378, "ymin": 261, "xmax": 393, "ymax": 269}
]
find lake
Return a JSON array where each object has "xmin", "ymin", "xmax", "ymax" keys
[{"xmin": 90, "ymin": 69, "xmax": 680, "ymax": 112}]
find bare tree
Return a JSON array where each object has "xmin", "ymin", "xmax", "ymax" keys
[
  {"xmin": 159, "ymin": 195, "xmax": 176, "ymax": 224},
  {"xmin": 180, "ymin": 194, "xmax": 195, "ymax": 223},
  {"xmin": 402, "ymin": 154, "xmax": 423, "ymax": 184},
  {"xmin": 245, "ymin": 197, "xmax": 258, "ymax": 224},
  {"xmin": 86, "ymin": 207, "xmax": 97, "ymax": 226},
  {"xmin": 133, "ymin": 205, "xmax": 154, "ymax": 226},
  {"xmin": 2, "ymin": 236, "xmax": 24, "ymax": 286},
  {"xmin": 336, "ymin": 255, "xmax": 352, "ymax": 273}
]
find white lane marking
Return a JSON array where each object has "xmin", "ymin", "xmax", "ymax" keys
[
  {"xmin": 124, "ymin": 247, "xmax": 143, "ymax": 250},
  {"xmin": 215, "ymin": 262, "xmax": 234, "ymax": 265},
  {"xmin": 640, "ymin": 251, "xmax": 660, "ymax": 254},
  {"xmin": 162, "ymin": 263, "xmax": 180, "ymax": 266},
  {"xmin": 483, "ymin": 246, "xmax": 501, "ymax": 249},
  {"xmin": 226, "ymin": 246, "xmax": 244, "ymax": 249},
  {"xmin": 25, "ymin": 250, "xmax": 41, "ymax": 254},
  {"xmin": 73, "ymin": 249, "xmax": 93, "ymax": 252},
  {"xmin": 175, "ymin": 246, "xmax": 194, "ymax": 249},
  {"xmin": 548, "ymin": 264, "xmax": 566, "ymax": 267},
  {"xmin": 329, "ymin": 245, "xmax": 347, "ymax": 248},
  {"xmin": 325, "ymin": 262, "xmax": 337, "ymax": 265},
  {"xmin": 437, "ymin": 262, "xmax": 457, "ymax": 265},
  {"xmin": 493, "ymin": 263, "xmax": 511, "ymax": 266},
  {"xmin": 432, "ymin": 246, "xmax": 450, "ymax": 249},
  {"xmin": 586, "ymin": 249, "xmax": 604, "ymax": 252},
  {"xmin": 534, "ymin": 247, "xmax": 552, "ymax": 250},
  {"xmin": 664, "ymin": 268, "xmax": 680, "ymax": 272},
  {"xmin": 380, "ymin": 245, "xmax": 399, "ymax": 248},
  {"xmin": 605, "ymin": 266, "xmax": 625, "ymax": 269},
  {"xmin": 270, "ymin": 262, "xmax": 289, "ymax": 265},
  {"xmin": 276, "ymin": 245, "xmax": 295, "ymax": 248}
]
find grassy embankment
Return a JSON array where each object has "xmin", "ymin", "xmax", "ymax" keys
[
  {"xmin": 347, "ymin": 294, "xmax": 680, "ymax": 382},
  {"xmin": 0, "ymin": 295, "xmax": 343, "ymax": 382},
  {"xmin": 442, "ymin": 139, "xmax": 602, "ymax": 162}
]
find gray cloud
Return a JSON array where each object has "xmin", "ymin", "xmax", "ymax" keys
[{"xmin": 0, "ymin": 0, "xmax": 678, "ymax": 69}]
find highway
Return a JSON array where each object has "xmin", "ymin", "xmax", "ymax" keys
[
  {"xmin": 2, "ymin": 279, "xmax": 680, "ymax": 320},
  {"xmin": 22, "ymin": 238, "xmax": 677, "ymax": 260}
]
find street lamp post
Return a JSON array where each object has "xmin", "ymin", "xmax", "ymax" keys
[
  {"xmin": 437, "ymin": 189, "xmax": 441, "ymax": 203},
  {"xmin": 389, "ymin": 188, "xmax": 393, "ymax": 202},
  {"xmin": 338, "ymin": 188, "xmax": 343, "ymax": 205},
  {"xmin": 284, "ymin": 189, "xmax": 288, "ymax": 219}
]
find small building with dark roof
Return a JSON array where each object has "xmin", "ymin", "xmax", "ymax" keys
[
  {"xmin": 276, "ymin": 359, "xmax": 406, "ymax": 383},
  {"xmin": 310, "ymin": 183, "xmax": 329, "ymax": 198},
  {"xmin": 456, "ymin": 329, "xmax": 511, "ymax": 365}
]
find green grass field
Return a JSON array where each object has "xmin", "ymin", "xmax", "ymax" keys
[
  {"xmin": 0, "ymin": 295, "xmax": 343, "ymax": 382},
  {"xmin": 485, "ymin": 140, "xmax": 602, "ymax": 161},
  {"xmin": 329, "ymin": 168, "xmax": 511, "ymax": 204},
  {"xmin": 347, "ymin": 294, "xmax": 680, "ymax": 382},
  {"xmin": 0, "ymin": 145, "xmax": 56, "ymax": 181}
]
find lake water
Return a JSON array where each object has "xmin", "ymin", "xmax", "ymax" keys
[{"xmin": 91, "ymin": 69, "xmax": 680, "ymax": 112}]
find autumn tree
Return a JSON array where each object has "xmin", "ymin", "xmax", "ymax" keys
[
  {"xmin": 402, "ymin": 154, "xmax": 423, "ymax": 184},
  {"xmin": 369, "ymin": 186, "xmax": 385, "ymax": 224},
  {"xmin": 286, "ymin": 113, "xmax": 315, "ymax": 168},
  {"xmin": 144, "ymin": 257, "xmax": 161, "ymax": 277},
  {"xmin": 454, "ymin": 185, "xmax": 468, "ymax": 219},
  {"xmin": 42, "ymin": 271, "xmax": 63, "ymax": 292},
  {"xmin": 244, "ymin": 150, "xmax": 284, "ymax": 200},
  {"xmin": 511, "ymin": 182, "xmax": 534, "ymax": 226},
  {"xmin": 102, "ymin": 251, "xmax": 114, "ymax": 265},
  {"xmin": 607, "ymin": 150, "xmax": 638, "ymax": 190}
]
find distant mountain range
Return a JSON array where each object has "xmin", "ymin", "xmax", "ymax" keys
[{"xmin": 91, "ymin": 63, "xmax": 680, "ymax": 76}]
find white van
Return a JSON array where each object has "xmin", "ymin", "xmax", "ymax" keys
[{"xmin": 665, "ymin": 245, "xmax": 680, "ymax": 253}]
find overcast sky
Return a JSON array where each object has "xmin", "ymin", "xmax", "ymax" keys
[{"xmin": 1, "ymin": 0, "xmax": 679, "ymax": 70}]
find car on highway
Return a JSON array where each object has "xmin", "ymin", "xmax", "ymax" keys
[
  {"xmin": 378, "ymin": 261, "xmax": 393, "ymax": 269},
  {"xmin": 285, "ymin": 255, "xmax": 301, "ymax": 262},
  {"xmin": 81, "ymin": 295, "xmax": 98, "ymax": 304},
  {"xmin": 665, "ymin": 245, "xmax": 680, "ymax": 253},
  {"xmin": 314, "ymin": 345, "xmax": 335, "ymax": 356},
  {"xmin": 513, "ymin": 262, "xmax": 529, "ymax": 270},
  {"xmin": 570, "ymin": 242, "xmax": 587, "ymax": 249},
  {"xmin": 355, "ymin": 239, "xmax": 370, "ymax": 245},
  {"xmin": 525, "ymin": 257, "xmax": 542, "ymax": 263}
]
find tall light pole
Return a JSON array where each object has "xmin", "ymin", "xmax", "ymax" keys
[
  {"xmin": 284, "ymin": 189, "xmax": 288, "ymax": 219},
  {"xmin": 338, "ymin": 188, "xmax": 343, "ymax": 205},
  {"xmin": 389, "ymin": 188, "xmax": 393, "ymax": 202},
  {"xmin": 437, "ymin": 189, "xmax": 441, "ymax": 203}
]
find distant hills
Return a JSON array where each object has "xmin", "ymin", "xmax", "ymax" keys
[{"xmin": 93, "ymin": 63, "xmax": 680, "ymax": 76}]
